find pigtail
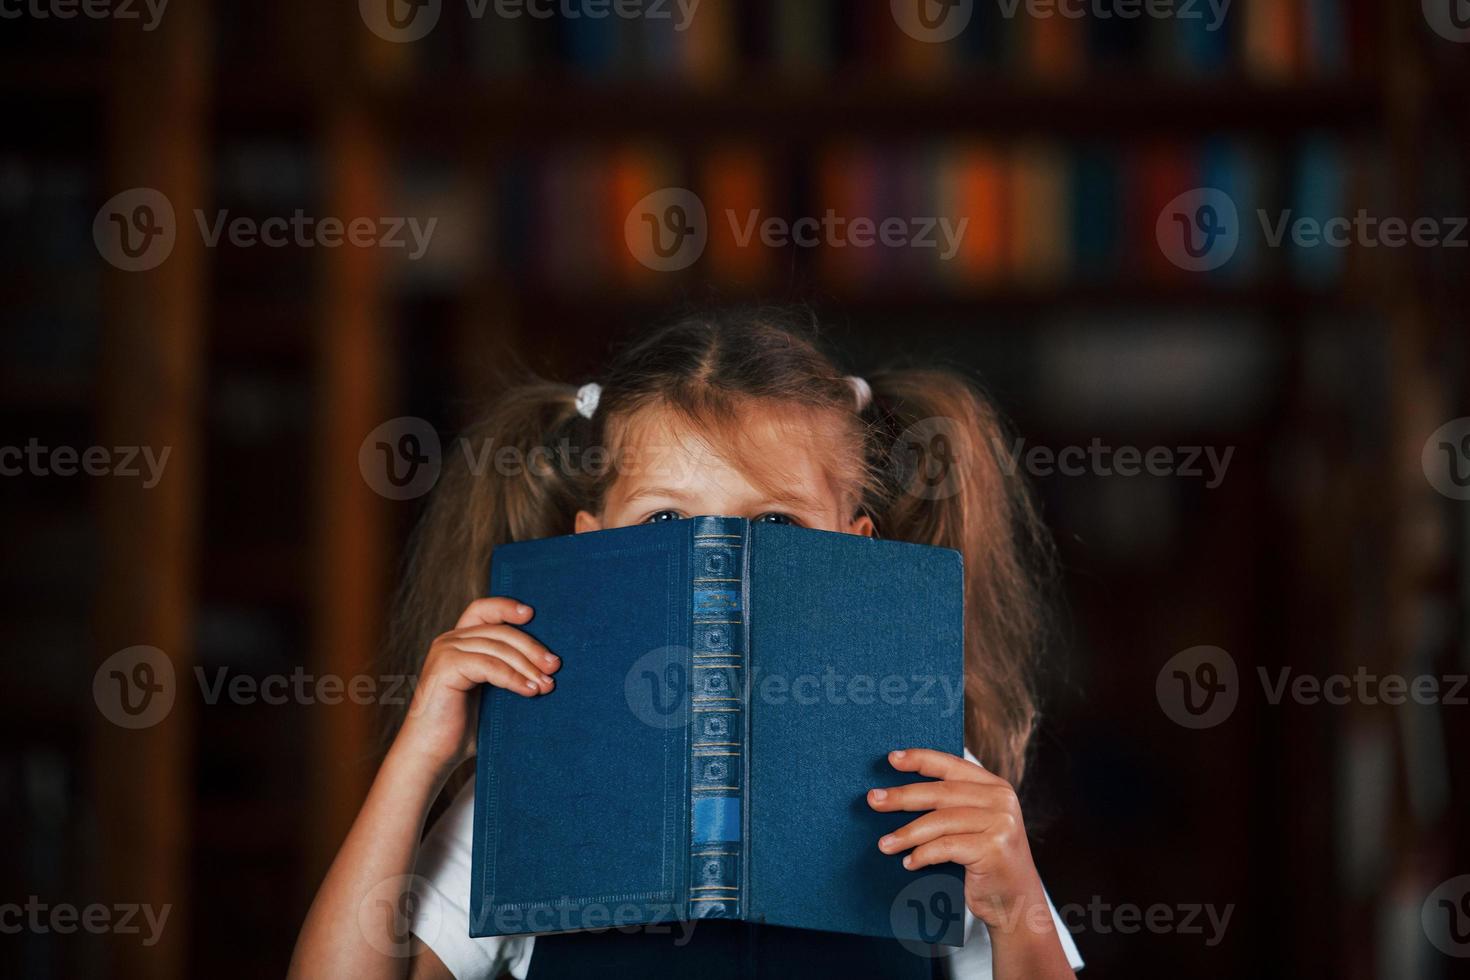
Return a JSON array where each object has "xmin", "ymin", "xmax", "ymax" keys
[
  {"xmin": 865, "ymin": 369, "xmax": 1057, "ymax": 786},
  {"xmin": 381, "ymin": 379, "xmax": 589, "ymax": 742}
]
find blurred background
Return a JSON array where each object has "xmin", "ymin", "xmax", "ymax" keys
[{"xmin": 2, "ymin": 0, "xmax": 1468, "ymax": 977}]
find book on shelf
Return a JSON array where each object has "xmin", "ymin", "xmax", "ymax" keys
[{"xmin": 374, "ymin": 0, "xmax": 1363, "ymax": 81}]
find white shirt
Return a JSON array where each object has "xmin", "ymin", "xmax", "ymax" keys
[{"xmin": 412, "ymin": 769, "xmax": 1084, "ymax": 978}]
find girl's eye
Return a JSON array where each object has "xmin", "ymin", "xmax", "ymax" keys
[
  {"xmin": 644, "ymin": 510, "xmax": 684, "ymax": 524},
  {"xmin": 754, "ymin": 512, "xmax": 796, "ymax": 526}
]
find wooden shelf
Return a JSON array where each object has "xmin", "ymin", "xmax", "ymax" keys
[
  {"xmin": 483, "ymin": 279, "xmax": 1371, "ymax": 320},
  {"xmin": 367, "ymin": 76, "xmax": 1384, "ymax": 145},
  {"xmin": 206, "ymin": 74, "xmax": 1385, "ymax": 142}
]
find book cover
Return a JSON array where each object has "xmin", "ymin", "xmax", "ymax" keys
[{"xmin": 470, "ymin": 516, "xmax": 966, "ymax": 946}]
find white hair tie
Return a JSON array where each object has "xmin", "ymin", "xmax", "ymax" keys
[
  {"xmin": 847, "ymin": 375, "xmax": 872, "ymax": 413},
  {"xmin": 575, "ymin": 382, "xmax": 602, "ymax": 420}
]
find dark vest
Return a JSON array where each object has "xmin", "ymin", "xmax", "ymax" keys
[{"xmin": 525, "ymin": 922, "xmax": 943, "ymax": 979}]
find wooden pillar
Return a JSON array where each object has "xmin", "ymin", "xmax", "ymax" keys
[
  {"xmin": 306, "ymin": 103, "xmax": 390, "ymax": 875},
  {"xmin": 94, "ymin": 4, "xmax": 210, "ymax": 978}
]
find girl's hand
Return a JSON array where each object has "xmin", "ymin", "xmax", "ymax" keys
[
  {"xmin": 291, "ymin": 597, "xmax": 556, "ymax": 980},
  {"xmin": 867, "ymin": 748, "xmax": 1048, "ymax": 932},
  {"xmin": 395, "ymin": 597, "xmax": 559, "ymax": 778}
]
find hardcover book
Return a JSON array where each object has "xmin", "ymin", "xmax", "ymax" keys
[{"xmin": 470, "ymin": 516, "xmax": 966, "ymax": 946}]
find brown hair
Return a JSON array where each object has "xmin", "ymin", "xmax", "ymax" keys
[{"xmin": 385, "ymin": 308, "xmax": 1057, "ymax": 785}]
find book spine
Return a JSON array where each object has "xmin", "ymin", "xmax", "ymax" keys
[{"xmin": 686, "ymin": 516, "xmax": 748, "ymax": 920}]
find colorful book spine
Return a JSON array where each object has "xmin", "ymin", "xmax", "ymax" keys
[
  {"xmin": 1244, "ymin": 0, "xmax": 1300, "ymax": 80},
  {"xmin": 492, "ymin": 158, "xmax": 533, "ymax": 277},
  {"xmin": 772, "ymin": 0, "xmax": 832, "ymax": 75},
  {"xmin": 608, "ymin": 145, "xmax": 682, "ymax": 285},
  {"xmin": 815, "ymin": 144, "xmax": 881, "ymax": 286},
  {"xmin": 1027, "ymin": 11, "xmax": 1086, "ymax": 81},
  {"xmin": 941, "ymin": 143, "xmax": 1008, "ymax": 285},
  {"xmin": 387, "ymin": 0, "xmax": 1364, "ymax": 82},
  {"xmin": 539, "ymin": 150, "xmax": 604, "ymax": 286},
  {"xmin": 1007, "ymin": 143, "xmax": 1072, "ymax": 285},
  {"xmin": 679, "ymin": 0, "xmax": 735, "ymax": 85},
  {"xmin": 1135, "ymin": 143, "xmax": 1201, "ymax": 280},
  {"xmin": 1199, "ymin": 138, "xmax": 1262, "ymax": 279},
  {"xmin": 1164, "ymin": 2, "xmax": 1232, "ymax": 76},
  {"xmin": 1289, "ymin": 136, "xmax": 1346, "ymax": 284},
  {"xmin": 1071, "ymin": 147, "xmax": 1123, "ymax": 280},
  {"xmin": 704, "ymin": 145, "xmax": 773, "ymax": 284},
  {"xmin": 561, "ymin": 9, "xmax": 623, "ymax": 76},
  {"xmin": 1302, "ymin": 0, "xmax": 1347, "ymax": 75},
  {"xmin": 472, "ymin": 12, "xmax": 530, "ymax": 78}
]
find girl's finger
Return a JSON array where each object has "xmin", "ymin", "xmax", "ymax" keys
[
  {"xmin": 412, "ymin": 653, "xmax": 540, "ymax": 719},
  {"xmin": 446, "ymin": 639, "xmax": 553, "ymax": 692},
  {"xmin": 867, "ymin": 780, "xmax": 1000, "ymax": 813},
  {"xmin": 878, "ymin": 807, "xmax": 1000, "ymax": 856},
  {"xmin": 449, "ymin": 623, "xmax": 559, "ymax": 673},
  {"xmin": 454, "ymin": 596, "xmax": 534, "ymax": 631},
  {"xmin": 903, "ymin": 832, "xmax": 991, "ymax": 871},
  {"xmin": 887, "ymin": 748, "xmax": 1001, "ymax": 785},
  {"xmin": 466, "ymin": 655, "xmax": 546, "ymax": 697}
]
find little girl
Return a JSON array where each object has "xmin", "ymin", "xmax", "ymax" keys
[{"xmin": 291, "ymin": 309, "xmax": 1083, "ymax": 979}]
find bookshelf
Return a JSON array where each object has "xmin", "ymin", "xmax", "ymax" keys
[
  {"xmin": 305, "ymin": 105, "xmax": 392, "ymax": 874},
  {"xmin": 90, "ymin": 7, "xmax": 211, "ymax": 980},
  {"xmin": 329, "ymin": 6, "xmax": 1465, "ymax": 980}
]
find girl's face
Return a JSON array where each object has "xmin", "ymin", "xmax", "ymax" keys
[{"xmin": 575, "ymin": 403, "xmax": 874, "ymax": 537}]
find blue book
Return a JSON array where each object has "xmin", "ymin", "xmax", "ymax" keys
[
  {"xmin": 470, "ymin": 516, "xmax": 966, "ymax": 945},
  {"xmin": 1289, "ymin": 136, "xmax": 1347, "ymax": 285},
  {"xmin": 1200, "ymin": 138, "xmax": 1262, "ymax": 280},
  {"xmin": 1071, "ymin": 148, "xmax": 1120, "ymax": 279}
]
